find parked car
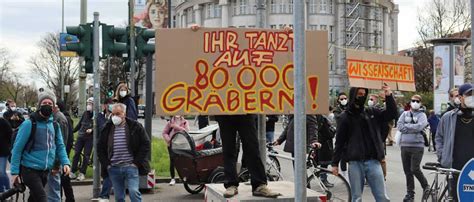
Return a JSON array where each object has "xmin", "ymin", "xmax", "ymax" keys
[{"xmin": 138, "ymin": 105, "xmax": 145, "ymax": 118}]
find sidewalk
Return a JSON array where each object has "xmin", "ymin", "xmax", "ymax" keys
[{"xmin": 69, "ymin": 183, "xmax": 204, "ymax": 202}]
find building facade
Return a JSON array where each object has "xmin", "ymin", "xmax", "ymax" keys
[{"xmin": 171, "ymin": 0, "xmax": 399, "ymax": 90}]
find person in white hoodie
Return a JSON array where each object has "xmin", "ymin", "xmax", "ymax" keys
[{"xmin": 397, "ymin": 94, "xmax": 429, "ymax": 202}]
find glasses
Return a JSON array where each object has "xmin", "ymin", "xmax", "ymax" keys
[
  {"xmin": 411, "ymin": 100, "xmax": 420, "ymax": 103},
  {"xmin": 339, "ymin": 98, "xmax": 347, "ymax": 101},
  {"xmin": 369, "ymin": 98, "xmax": 374, "ymax": 101}
]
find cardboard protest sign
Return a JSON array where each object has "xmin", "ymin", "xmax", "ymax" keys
[
  {"xmin": 155, "ymin": 28, "xmax": 329, "ymax": 115},
  {"xmin": 346, "ymin": 50, "xmax": 416, "ymax": 91}
]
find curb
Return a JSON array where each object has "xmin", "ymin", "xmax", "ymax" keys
[{"xmin": 70, "ymin": 177, "xmax": 181, "ymax": 186}]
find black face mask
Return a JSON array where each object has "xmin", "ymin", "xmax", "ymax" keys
[
  {"xmin": 355, "ymin": 96, "xmax": 366, "ymax": 106},
  {"xmin": 39, "ymin": 105, "xmax": 53, "ymax": 117}
]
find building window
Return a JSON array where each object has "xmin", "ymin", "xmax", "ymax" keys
[
  {"xmin": 240, "ymin": 0, "xmax": 247, "ymax": 14},
  {"xmin": 288, "ymin": 0, "xmax": 293, "ymax": 13},
  {"xmin": 205, "ymin": 3, "xmax": 221, "ymax": 19},
  {"xmin": 308, "ymin": 25, "xmax": 318, "ymax": 30},
  {"xmin": 329, "ymin": 25, "xmax": 334, "ymax": 42},
  {"xmin": 233, "ymin": 0, "xmax": 255, "ymax": 15},
  {"xmin": 270, "ymin": 24, "xmax": 277, "ymax": 29},
  {"xmin": 271, "ymin": 0, "xmax": 278, "ymax": 13},
  {"xmin": 320, "ymin": 25, "xmax": 327, "ymax": 30},
  {"xmin": 309, "ymin": 0, "xmax": 317, "ymax": 14},
  {"xmin": 329, "ymin": 0, "xmax": 333, "ymax": 14},
  {"xmin": 186, "ymin": 8, "xmax": 194, "ymax": 24}
]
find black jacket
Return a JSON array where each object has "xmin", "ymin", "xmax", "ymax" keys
[
  {"xmin": 332, "ymin": 87, "xmax": 397, "ymax": 166},
  {"xmin": 73, "ymin": 111, "xmax": 94, "ymax": 137},
  {"xmin": 315, "ymin": 115, "xmax": 335, "ymax": 163},
  {"xmin": 98, "ymin": 117, "xmax": 150, "ymax": 177},
  {"xmin": 3, "ymin": 109, "xmax": 24, "ymax": 129},
  {"xmin": 0, "ymin": 118, "xmax": 12, "ymax": 157},
  {"xmin": 277, "ymin": 115, "xmax": 318, "ymax": 154}
]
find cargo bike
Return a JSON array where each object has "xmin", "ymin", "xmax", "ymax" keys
[{"xmin": 169, "ymin": 124, "xmax": 225, "ymax": 194}]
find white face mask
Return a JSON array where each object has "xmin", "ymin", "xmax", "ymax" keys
[
  {"xmin": 119, "ymin": 91, "xmax": 127, "ymax": 98},
  {"xmin": 367, "ymin": 100, "xmax": 374, "ymax": 107},
  {"xmin": 86, "ymin": 105, "xmax": 92, "ymax": 111},
  {"xmin": 454, "ymin": 97, "xmax": 461, "ymax": 105},
  {"xmin": 340, "ymin": 99, "xmax": 348, "ymax": 106},
  {"xmin": 10, "ymin": 107, "xmax": 16, "ymax": 111},
  {"xmin": 464, "ymin": 96, "xmax": 474, "ymax": 108},
  {"xmin": 111, "ymin": 115, "xmax": 122, "ymax": 125},
  {"xmin": 410, "ymin": 102, "xmax": 421, "ymax": 110}
]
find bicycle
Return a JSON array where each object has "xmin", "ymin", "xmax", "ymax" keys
[
  {"xmin": 238, "ymin": 143, "xmax": 283, "ymax": 182},
  {"xmin": 306, "ymin": 146, "xmax": 351, "ymax": 202},
  {"xmin": 422, "ymin": 162, "xmax": 461, "ymax": 202}
]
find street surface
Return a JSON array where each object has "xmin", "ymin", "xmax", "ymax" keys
[{"xmin": 61, "ymin": 119, "xmax": 437, "ymax": 201}]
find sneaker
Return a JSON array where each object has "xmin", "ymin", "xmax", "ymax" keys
[
  {"xmin": 69, "ymin": 172, "xmax": 77, "ymax": 179},
  {"xmin": 77, "ymin": 173, "xmax": 85, "ymax": 181},
  {"xmin": 322, "ymin": 180, "xmax": 334, "ymax": 188},
  {"xmin": 169, "ymin": 179, "xmax": 176, "ymax": 186},
  {"xmin": 402, "ymin": 194, "xmax": 414, "ymax": 202},
  {"xmin": 252, "ymin": 184, "xmax": 281, "ymax": 198},
  {"xmin": 223, "ymin": 186, "xmax": 238, "ymax": 198}
]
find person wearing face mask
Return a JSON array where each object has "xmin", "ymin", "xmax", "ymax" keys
[
  {"xmin": 162, "ymin": 115, "xmax": 189, "ymax": 186},
  {"xmin": 98, "ymin": 103, "xmax": 150, "ymax": 202},
  {"xmin": 332, "ymin": 85, "xmax": 397, "ymax": 202},
  {"xmin": 442, "ymin": 88, "xmax": 460, "ymax": 116},
  {"xmin": 436, "ymin": 83, "xmax": 474, "ymax": 199},
  {"xmin": 396, "ymin": 94, "xmax": 429, "ymax": 201},
  {"xmin": 333, "ymin": 92, "xmax": 348, "ymax": 124},
  {"xmin": 3, "ymin": 99, "xmax": 25, "ymax": 132},
  {"xmin": 97, "ymin": 98, "xmax": 116, "ymax": 200},
  {"xmin": 115, "ymin": 83, "xmax": 138, "ymax": 121},
  {"xmin": 10, "ymin": 90, "xmax": 71, "ymax": 202},
  {"xmin": 70, "ymin": 97, "xmax": 95, "ymax": 181}
]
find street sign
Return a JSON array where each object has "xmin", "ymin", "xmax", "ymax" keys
[
  {"xmin": 458, "ymin": 158, "xmax": 474, "ymax": 201},
  {"xmin": 59, "ymin": 33, "xmax": 79, "ymax": 57}
]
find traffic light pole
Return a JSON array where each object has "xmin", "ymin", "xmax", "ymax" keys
[
  {"xmin": 129, "ymin": 0, "xmax": 136, "ymax": 96},
  {"xmin": 145, "ymin": 54, "xmax": 153, "ymax": 161},
  {"xmin": 256, "ymin": 0, "xmax": 267, "ymax": 171},
  {"xmin": 92, "ymin": 12, "xmax": 101, "ymax": 199},
  {"xmin": 78, "ymin": 0, "xmax": 87, "ymax": 116}
]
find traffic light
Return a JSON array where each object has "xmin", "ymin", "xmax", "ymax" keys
[
  {"xmin": 107, "ymin": 82, "xmax": 115, "ymax": 98},
  {"xmin": 66, "ymin": 24, "xmax": 92, "ymax": 59},
  {"xmin": 102, "ymin": 25, "xmax": 128, "ymax": 57},
  {"xmin": 136, "ymin": 27, "xmax": 155, "ymax": 58},
  {"xmin": 66, "ymin": 24, "xmax": 93, "ymax": 73}
]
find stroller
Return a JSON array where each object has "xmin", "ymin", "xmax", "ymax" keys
[{"xmin": 170, "ymin": 124, "xmax": 225, "ymax": 194}]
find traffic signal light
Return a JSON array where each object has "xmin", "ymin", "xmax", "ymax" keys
[
  {"xmin": 66, "ymin": 24, "xmax": 93, "ymax": 59},
  {"xmin": 102, "ymin": 25, "xmax": 128, "ymax": 57},
  {"xmin": 107, "ymin": 82, "xmax": 115, "ymax": 98},
  {"xmin": 136, "ymin": 27, "xmax": 155, "ymax": 58},
  {"xmin": 66, "ymin": 24, "xmax": 93, "ymax": 73}
]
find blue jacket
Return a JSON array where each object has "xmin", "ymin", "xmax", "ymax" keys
[
  {"xmin": 427, "ymin": 115, "xmax": 440, "ymax": 134},
  {"xmin": 120, "ymin": 96, "xmax": 138, "ymax": 121},
  {"xmin": 10, "ymin": 114, "xmax": 70, "ymax": 175}
]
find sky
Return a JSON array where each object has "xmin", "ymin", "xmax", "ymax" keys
[{"xmin": 0, "ymin": 0, "xmax": 430, "ymax": 81}]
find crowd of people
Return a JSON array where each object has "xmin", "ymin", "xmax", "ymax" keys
[{"xmin": 0, "ymin": 81, "xmax": 473, "ymax": 202}]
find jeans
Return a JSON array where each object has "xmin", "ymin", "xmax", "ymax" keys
[
  {"xmin": 215, "ymin": 115, "xmax": 267, "ymax": 191},
  {"xmin": 21, "ymin": 166, "xmax": 49, "ymax": 202},
  {"xmin": 72, "ymin": 136, "xmax": 93, "ymax": 174},
  {"xmin": 99, "ymin": 176, "xmax": 112, "ymax": 199},
  {"xmin": 401, "ymin": 147, "xmax": 429, "ymax": 195},
  {"xmin": 0, "ymin": 157, "xmax": 10, "ymax": 192},
  {"xmin": 46, "ymin": 172, "xmax": 61, "ymax": 202},
  {"xmin": 109, "ymin": 165, "xmax": 141, "ymax": 202},
  {"xmin": 265, "ymin": 131, "xmax": 274, "ymax": 143},
  {"xmin": 348, "ymin": 160, "xmax": 390, "ymax": 202}
]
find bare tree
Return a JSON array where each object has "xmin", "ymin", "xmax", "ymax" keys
[
  {"xmin": 0, "ymin": 47, "xmax": 11, "ymax": 84},
  {"xmin": 29, "ymin": 32, "xmax": 79, "ymax": 105},
  {"xmin": 412, "ymin": 47, "xmax": 435, "ymax": 92},
  {"xmin": 3, "ymin": 74, "xmax": 26, "ymax": 103},
  {"xmin": 417, "ymin": 0, "xmax": 471, "ymax": 46}
]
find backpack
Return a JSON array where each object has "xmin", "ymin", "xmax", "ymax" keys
[{"xmin": 11, "ymin": 114, "xmax": 59, "ymax": 153}]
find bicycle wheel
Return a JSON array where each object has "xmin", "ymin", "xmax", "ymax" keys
[
  {"xmin": 307, "ymin": 170, "xmax": 351, "ymax": 202},
  {"xmin": 183, "ymin": 182, "xmax": 205, "ymax": 194},
  {"xmin": 267, "ymin": 156, "xmax": 281, "ymax": 181}
]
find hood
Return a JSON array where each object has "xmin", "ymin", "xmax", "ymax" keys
[{"xmin": 348, "ymin": 87, "xmax": 369, "ymax": 114}]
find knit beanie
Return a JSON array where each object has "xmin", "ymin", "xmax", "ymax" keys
[{"xmin": 38, "ymin": 90, "xmax": 57, "ymax": 106}]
